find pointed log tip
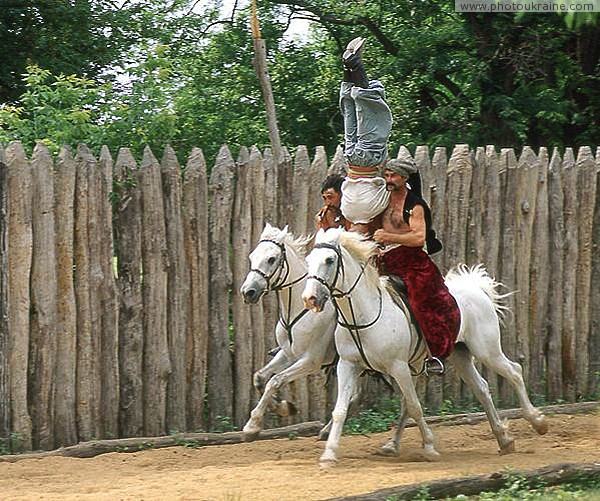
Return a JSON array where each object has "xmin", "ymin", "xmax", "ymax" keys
[
  {"xmin": 32, "ymin": 141, "xmax": 52, "ymax": 159},
  {"xmin": 6, "ymin": 141, "xmax": 27, "ymax": 162},
  {"xmin": 563, "ymin": 147, "xmax": 575, "ymax": 167},
  {"xmin": 249, "ymin": 145, "xmax": 262, "ymax": 162},
  {"xmin": 518, "ymin": 146, "xmax": 538, "ymax": 166},
  {"xmin": 186, "ymin": 147, "xmax": 206, "ymax": 169},
  {"xmin": 141, "ymin": 146, "xmax": 159, "ymax": 167},
  {"xmin": 115, "ymin": 148, "xmax": 137, "ymax": 169},
  {"xmin": 575, "ymin": 146, "xmax": 594, "ymax": 165},
  {"xmin": 58, "ymin": 146, "xmax": 74, "ymax": 162},
  {"xmin": 237, "ymin": 146, "xmax": 250, "ymax": 164}
]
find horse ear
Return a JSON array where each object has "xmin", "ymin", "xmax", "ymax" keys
[{"xmin": 281, "ymin": 225, "xmax": 289, "ymax": 237}]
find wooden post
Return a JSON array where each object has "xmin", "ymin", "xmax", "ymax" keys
[
  {"xmin": 546, "ymin": 149, "xmax": 564, "ymax": 401},
  {"xmin": 74, "ymin": 145, "xmax": 94, "ymax": 441},
  {"xmin": 291, "ymin": 146, "xmax": 310, "ymax": 236},
  {"xmin": 561, "ymin": 148, "xmax": 577, "ymax": 401},
  {"xmin": 207, "ymin": 145, "xmax": 235, "ymax": 427},
  {"xmin": 231, "ymin": 147, "xmax": 255, "ymax": 428},
  {"xmin": 466, "ymin": 147, "xmax": 485, "ymax": 266},
  {"xmin": 53, "ymin": 147, "xmax": 78, "ymax": 447},
  {"xmin": 307, "ymin": 146, "xmax": 330, "ymax": 422},
  {"xmin": 0, "ymin": 147, "xmax": 9, "ymax": 451},
  {"xmin": 250, "ymin": 0, "xmax": 282, "ymax": 165},
  {"xmin": 98, "ymin": 146, "xmax": 119, "ymax": 438},
  {"xmin": 5, "ymin": 142, "xmax": 33, "ymax": 451},
  {"xmin": 139, "ymin": 147, "xmax": 170, "ymax": 436},
  {"xmin": 29, "ymin": 143, "xmax": 58, "ymax": 450},
  {"xmin": 589, "ymin": 148, "xmax": 600, "ymax": 395},
  {"xmin": 443, "ymin": 145, "xmax": 473, "ymax": 403},
  {"xmin": 306, "ymin": 146, "xmax": 328, "ymax": 232},
  {"xmin": 328, "ymin": 145, "xmax": 346, "ymax": 176},
  {"xmin": 415, "ymin": 146, "xmax": 432, "ymax": 205},
  {"xmin": 261, "ymin": 147, "xmax": 280, "ymax": 428},
  {"xmin": 249, "ymin": 146, "xmax": 266, "ymax": 375},
  {"xmin": 574, "ymin": 147, "xmax": 596, "ymax": 397},
  {"xmin": 161, "ymin": 146, "xmax": 189, "ymax": 433},
  {"xmin": 182, "ymin": 147, "xmax": 210, "ymax": 431},
  {"xmin": 529, "ymin": 148, "xmax": 550, "ymax": 397},
  {"xmin": 114, "ymin": 148, "xmax": 144, "ymax": 437},
  {"xmin": 426, "ymin": 146, "xmax": 447, "ymax": 411},
  {"xmin": 513, "ymin": 147, "xmax": 539, "ymax": 384},
  {"xmin": 498, "ymin": 148, "xmax": 518, "ymax": 406},
  {"xmin": 85, "ymin": 145, "xmax": 104, "ymax": 438}
]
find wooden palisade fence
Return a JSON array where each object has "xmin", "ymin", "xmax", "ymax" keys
[{"xmin": 0, "ymin": 141, "xmax": 598, "ymax": 452}]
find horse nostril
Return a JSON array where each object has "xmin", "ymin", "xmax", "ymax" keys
[{"xmin": 245, "ymin": 288, "xmax": 257, "ymax": 300}]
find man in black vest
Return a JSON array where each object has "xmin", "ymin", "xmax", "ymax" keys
[{"xmin": 373, "ymin": 157, "xmax": 460, "ymax": 375}]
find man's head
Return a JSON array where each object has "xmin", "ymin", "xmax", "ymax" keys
[
  {"xmin": 320, "ymin": 174, "xmax": 344, "ymax": 207},
  {"xmin": 384, "ymin": 157, "xmax": 417, "ymax": 191}
]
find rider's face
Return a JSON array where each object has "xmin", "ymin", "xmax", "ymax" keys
[
  {"xmin": 384, "ymin": 170, "xmax": 407, "ymax": 191},
  {"xmin": 321, "ymin": 188, "xmax": 342, "ymax": 207}
]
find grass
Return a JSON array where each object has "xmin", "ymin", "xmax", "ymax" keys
[{"xmin": 383, "ymin": 471, "xmax": 600, "ymax": 500}]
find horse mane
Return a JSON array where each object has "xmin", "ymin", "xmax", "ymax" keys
[{"xmin": 260, "ymin": 222, "xmax": 312, "ymax": 258}]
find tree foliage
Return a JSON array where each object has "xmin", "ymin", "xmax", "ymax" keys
[{"xmin": 1, "ymin": 0, "xmax": 598, "ymax": 163}]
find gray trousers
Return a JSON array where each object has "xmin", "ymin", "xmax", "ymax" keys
[{"xmin": 340, "ymin": 80, "xmax": 393, "ymax": 168}]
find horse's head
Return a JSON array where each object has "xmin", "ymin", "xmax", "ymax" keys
[
  {"xmin": 302, "ymin": 228, "xmax": 345, "ymax": 312},
  {"xmin": 241, "ymin": 223, "xmax": 290, "ymax": 304}
]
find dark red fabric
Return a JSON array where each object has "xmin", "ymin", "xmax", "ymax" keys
[{"xmin": 381, "ymin": 246, "xmax": 461, "ymax": 359}]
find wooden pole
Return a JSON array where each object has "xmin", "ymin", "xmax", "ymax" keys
[{"xmin": 251, "ymin": 0, "xmax": 283, "ymax": 165}]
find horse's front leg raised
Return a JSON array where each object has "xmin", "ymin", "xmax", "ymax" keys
[
  {"xmin": 320, "ymin": 359, "xmax": 361, "ymax": 467},
  {"xmin": 252, "ymin": 348, "xmax": 290, "ymax": 393},
  {"xmin": 243, "ymin": 356, "xmax": 319, "ymax": 442},
  {"xmin": 390, "ymin": 361, "xmax": 440, "ymax": 461}
]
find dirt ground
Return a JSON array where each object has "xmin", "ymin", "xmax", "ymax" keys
[{"xmin": 1, "ymin": 413, "xmax": 598, "ymax": 501}]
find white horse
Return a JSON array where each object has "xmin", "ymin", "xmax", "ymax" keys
[
  {"xmin": 240, "ymin": 224, "xmax": 338, "ymax": 440},
  {"xmin": 302, "ymin": 228, "xmax": 548, "ymax": 467}
]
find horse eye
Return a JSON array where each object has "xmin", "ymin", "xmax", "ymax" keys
[
  {"xmin": 325, "ymin": 256, "xmax": 335, "ymax": 266},
  {"xmin": 268, "ymin": 257, "xmax": 276, "ymax": 265}
]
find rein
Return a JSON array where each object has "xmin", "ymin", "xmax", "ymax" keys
[
  {"xmin": 250, "ymin": 239, "xmax": 308, "ymax": 346},
  {"xmin": 310, "ymin": 242, "xmax": 383, "ymax": 372}
]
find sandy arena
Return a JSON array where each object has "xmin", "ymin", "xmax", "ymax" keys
[{"xmin": 1, "ymin": 413, "xmax": 598, "ymax": 500}]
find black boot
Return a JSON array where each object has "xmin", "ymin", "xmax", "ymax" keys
[{"xmin": 342, "ymin": 37, "xmax": 369, "ymax": 88}]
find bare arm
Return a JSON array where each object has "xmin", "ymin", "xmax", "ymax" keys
[{"xmin": 373, "ymin": 205, "xmax": 426, "ymax": 247}]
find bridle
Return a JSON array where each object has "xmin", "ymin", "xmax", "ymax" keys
[
  {"xmin": 249, "ymin": 239, "xmax": 308, "ymax": 346},
  {"xmin": 308, "ymin": 242, "xmax": 383, "ymax": 371}
]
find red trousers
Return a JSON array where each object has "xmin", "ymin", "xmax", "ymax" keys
[{"xmin": 381, "ymin": 246, "xmax": 460, "ymax": 359}]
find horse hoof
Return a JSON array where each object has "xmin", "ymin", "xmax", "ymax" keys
[
  {"xmin": 421, "ymin": 447, "xmax": 441, "ymax": 462},
  {"xmin": 376, "ymin": 442, "xmax": 399, "ymax": 456},
  {"xmin": 317, "ymin": 429, "xmax": 330, "ymax": 441},
  {"xmin": 319, "ymin": 459, "xmax": 337, "ymax": 469},
  {"xmin": 533, "ymin": 416, "xmax": 548, "ymax": 435},
  {"xmin": 242, "ymin": 428, "xmax": 260, "ymax": 442},
  {"xmin": 499, "ymin": 439, "xmax": 516, "ymax": 455}
]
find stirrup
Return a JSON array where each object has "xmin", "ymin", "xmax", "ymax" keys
[{"xmin": 423, "ymin": 356, "xmax": 445, "ymax": 376}]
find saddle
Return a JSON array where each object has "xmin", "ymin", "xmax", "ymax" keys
[{"xmin": 384, "ymin": 274, "xmax": 445, "ymax": 376}]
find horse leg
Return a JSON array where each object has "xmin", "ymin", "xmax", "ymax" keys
[
  {"xmin": 253, "ymin": 348, "xmax": 290, "ymax": 393},
  {"xmin": 318, "ymin": 383, "xmax": 363, "ymax": 441},
  {"xmin": 449, "ymin": 344, "xmax": 515, "ymax": 453},
  {"xmin": 242, "ymin": 356, "xmax": 318, "ymax": 441},
  {"xmin": 481, "ymin": 351, "xmax": 547, "ymax": 435},
  {"xmin": 320, "ymin": 359, "xmax": 361, "ymax": 467},
  {"xmin": 389, "ymin": 362, "xmax": 440, "ymax": 461},
  {"xmin": 378, "ymin": 394, "xmax": 409, "ymax": 456}
]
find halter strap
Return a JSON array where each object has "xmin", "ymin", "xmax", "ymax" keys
[
  {"xmin": 309, "ymin": 241, "xmax": 383, "ymax": 371},
  {"xmin": 250, "ymin": 239, "xmax": 308, "ymax": 346}
]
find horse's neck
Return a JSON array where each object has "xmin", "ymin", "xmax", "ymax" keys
[
  {"xmin": 337, "ymin": 253, "xmax": 382, "ymax": 320},
  {"xmin": 278, "ymin": 244, "xmax": 308, "ymax": 314}
]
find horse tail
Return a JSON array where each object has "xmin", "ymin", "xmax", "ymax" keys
[{"xmin": 445, "ymin": 264, "xmax": 514, "ymax": 321}]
